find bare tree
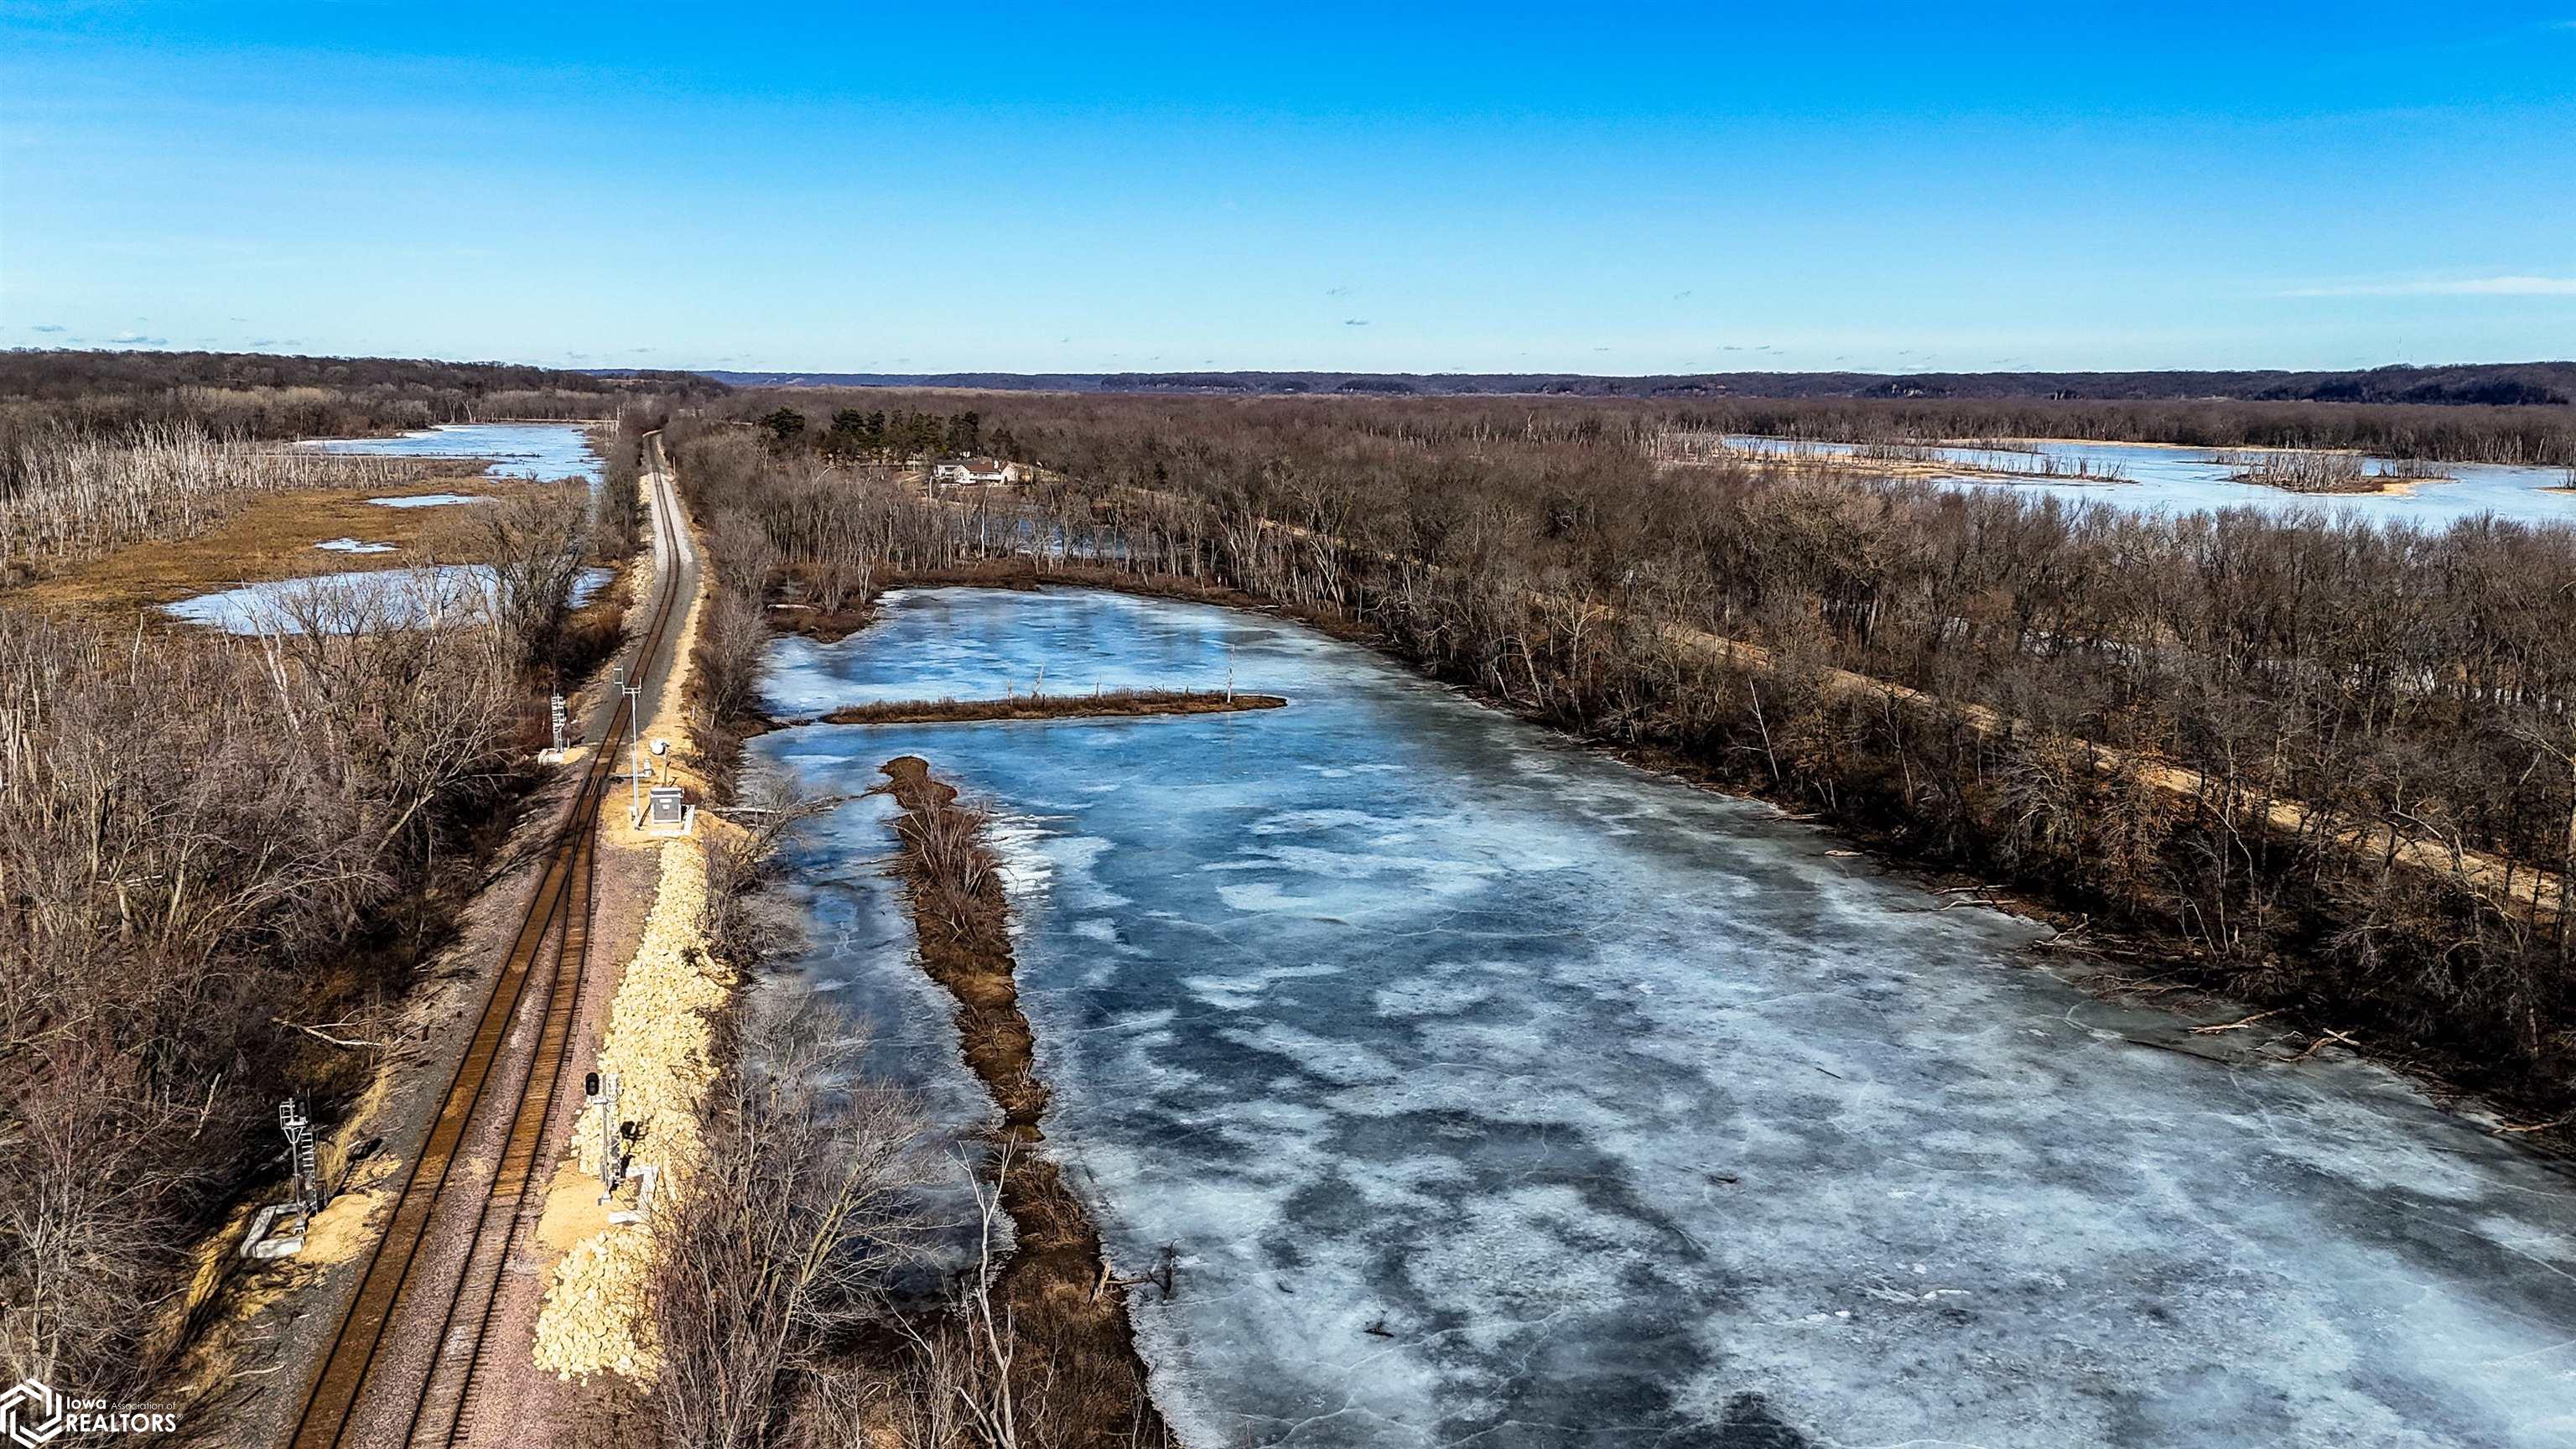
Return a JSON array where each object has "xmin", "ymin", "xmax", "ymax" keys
[{"xmin": 651, "ymin": 1002, "xmax": 932, "ymax": 1449}]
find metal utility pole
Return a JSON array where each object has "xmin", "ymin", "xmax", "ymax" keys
[{"xmin": 624, "ymin": 682, "xmax": 644, "ymax": 819}]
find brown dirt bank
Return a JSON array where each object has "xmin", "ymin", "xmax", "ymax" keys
[
  {"xmin": 815, "ymin": 688, "xmax": 1285, "ymax": 725},
  {"xmin": 876, "ymin": 753, "xmax": 1174, "ymax": 1446}
]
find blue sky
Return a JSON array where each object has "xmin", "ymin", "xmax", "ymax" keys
[{"xmin": 3, "ymin": 1, "xmax": 2573, "ymax": 374}]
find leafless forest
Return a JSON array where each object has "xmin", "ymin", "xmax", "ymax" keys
[
  {"xmin": 1658, "ymin": 394, "xmax": 2576, "ymax": 465},
  {"xmin": 0, "ymin": 424, "xmax": 420, "ymax": 579},
  {"xmin": 8, "ymin": 346, "xmax": 2576, "ymax": 1444},
  {"xmin": 0, "ymin": 365, "xmax": 674, "ymax": 1405},
  {"xmin": 0, "ymin": 348, "xmax": 716, "ymax": 458},
  {"xmin": 683, "ymin": 390, "xmax": 2576, "ymax": 1118}
]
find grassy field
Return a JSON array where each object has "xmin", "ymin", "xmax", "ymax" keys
[{"xmin": 3, "ymin": 471, "xmax": 568, "ymax": 617}]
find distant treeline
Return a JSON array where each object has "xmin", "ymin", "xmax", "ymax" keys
[
  {"xmin": 676, "ymin": 362, "xmax": 2576, "ymax": 464},
  {"xmin": 755, "ymin": 402, "xmax": 997, "ymax": 461},
  {"xmin": 1672, "ymin": 396, "xmax": 2576, "ymax": 465},
  {"xmin": 707, "ymin": 387, "xmax": 2576, "ymax": 1117},
  {"xmin": 663, "ymin": 360, "xmax": 2576, "ymax": 407},
  {"xmin": 1, "ymin": 348, "xmax": 720, "ymax": 462},
  {"xmin": 732, "ymin": 384, "xmax": 2576, "ymax": 466}
]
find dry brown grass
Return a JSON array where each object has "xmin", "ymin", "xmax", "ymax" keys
[{"xmin": 0, "ymin": 471, "xmax": 563, "ymax": 616}]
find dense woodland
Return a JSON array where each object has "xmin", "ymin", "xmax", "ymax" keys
[
  {"xmin": 0, "ymin": 348, "xmax": 716, "ymax": 474},
  {"xmin": 1661, "ymin": 395, "xmax": 2576, "ymax": 465},
  {"xmin": 685, "ymin": 390, "xmax": 2576, "ymax": 1116},
  {"xmin": 0, "ymin": 369, "xmax": 672, "ymax": 1403},
  {"xmin": 693, "ymin": 360, "xmax": 2576, "ymax": 408},
  {"xmin": 714, "ymin": 382, "xmax": 2576, "ymax": 465}
]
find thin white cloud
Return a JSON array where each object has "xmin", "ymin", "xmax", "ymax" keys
[{"xmin": 2283, "ymin": 275, "xmax": 2576, "ymax": 297}]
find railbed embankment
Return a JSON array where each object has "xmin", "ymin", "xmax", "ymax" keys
[{"xmin": 531, "ymin": 441, "xmax": 732, "ymax": 1387}]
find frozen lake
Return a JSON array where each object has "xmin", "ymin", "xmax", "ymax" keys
[
  {"xmin": 1727, "ymin": 435, "xmax": 2576, "ymax": 529},
  {"xmin": 164, "ymin": 564, "xmax": 612, "ymax": 633},
  {"xmin": 299, "ymin": 420, "xmax": 603, "ymax": 486},
  {"xmin": 367, "ymin": 492, "xmax": 487, "ymax": 509},
  {"xmin": 754, "ymin": 587, "xmax": 2576, "ymax": 1447}
]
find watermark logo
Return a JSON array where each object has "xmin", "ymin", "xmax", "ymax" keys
[
  {"xmin": 0, "ymin": 1380, "xmax": 63, "ymax": 1449},
  {"xmin": 0, "ymin": 1379, "xmax": 179, "ymax": 1445}
]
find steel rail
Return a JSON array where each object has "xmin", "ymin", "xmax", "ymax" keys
[{"xmin": 285, "ymin": 435, "xmax": 688, "ymax": 1449}]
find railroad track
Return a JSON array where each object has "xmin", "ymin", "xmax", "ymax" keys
[{"xmin": 286, "ymin": 434, "xmax": 691, "ymax": 1449}]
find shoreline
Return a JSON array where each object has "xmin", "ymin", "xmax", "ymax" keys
[
  {"xmin": 776, "ymin": 561, "xmax": 2575, "ymax": 1156},
  {"xmin": 876, "ymin": 753, "xmax": 1175, "ymax": 1444},
  {"xmin": 808, "ymin": 688, "xmax": 1286, "ymax": 725},
  {"xmin": 1700, "ymin": 434, "xmax": 2504, "ymax": 496},
  {"xmin": 2223, "ymin": 470, "xmax": 2435, "ymax": 497}
]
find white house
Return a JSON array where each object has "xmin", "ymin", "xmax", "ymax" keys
[{"xmin": 931, "ymin": 455, "xmax": 1026, "ymax": 486}]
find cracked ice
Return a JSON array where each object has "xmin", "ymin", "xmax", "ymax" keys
[{"xmin": 752, "ymin": 587, "xmax": 2576, "ymax": 1448}]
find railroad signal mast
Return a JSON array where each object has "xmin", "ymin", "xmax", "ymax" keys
[
  {"xmin": 279, "ymin": 1096, "xmax": 324, "ymax": 1230},
  {"xmin": 585, "ymin": 1070, "xmax": 627, "ymax": 1202}
]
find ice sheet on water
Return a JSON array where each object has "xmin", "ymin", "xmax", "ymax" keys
[
  {"xmin": 164, "ymin": 565, "xmax": 613, "ymax": 634},
  {"xmin": 750, "ymin": 787, "xmax": 993, "ymax": 1270},
  {"xmin": 1727, "ymin": 434, "xmax": 2576, "ymax": 528},
  {"xmin": 367, "ymin": 493, "xmax": 486, "ymax": 508},
  {"xmin": 303, "ymin": 421, "xmax": 604, "ymax": 485},
  {"xmin": 756, "ymin": 586, "xmax": 1349, "ymax": 714},
  {"xmin": 752, "ymin": 587, "xmax": 2576, "ymax": 1447}
]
